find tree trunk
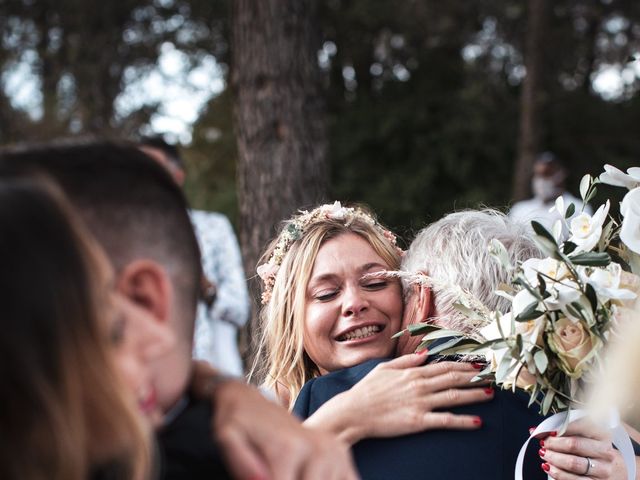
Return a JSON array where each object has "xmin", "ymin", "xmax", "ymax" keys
[
  {"xmin": 513, "ymin": 0, "xmax": 548, "ymax": 201},
  {"xmin": 231, "ymin": 0, "xmax": 329, "ymax": 365}
]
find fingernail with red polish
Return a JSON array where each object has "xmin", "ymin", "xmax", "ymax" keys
[
  {"xmin": 473, "ymin": 417, "xmax": 482, "ymax": 426},
  {"xmin": 484, "ymin": 388, "xmax": 494, "ymax": 395},
  {"xmin": 418, "ymin": 348, "xmax": 429, "ymax": 355},
  {"xmin": 471, "ymin": 362, "xmax": 485, "ymax": 370},
  {"xmin": 538, "ymin": 448, "xmax": 546, "ymax": 458},
  {"xmin": 549, "ymin": 431, "xmax": 557, "ymax": 437},
  {"xmin": 539, "ymin": 439, "xmax": 545, "ymax": 447},
  {"xmin": 541, "ymin": 463, "xmax": 550, "ymax": 472}
]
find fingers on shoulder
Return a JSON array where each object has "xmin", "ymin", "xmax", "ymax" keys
[{"xmin": 422, "ymin": 412, "xmax": 482, "ymax": 430}]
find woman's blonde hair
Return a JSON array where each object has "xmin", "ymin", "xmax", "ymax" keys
[
  {"xmin": 253, "ymin": 203, "xmax": 402, "ymax": 408},
  {"xmin": 0, "ymin": 176, "xmax": 150, "ymax": 480}
]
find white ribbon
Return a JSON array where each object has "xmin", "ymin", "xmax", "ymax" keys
[{"xmin": 515, "ymin": 409, "xmax": 636, "ymax": 480}]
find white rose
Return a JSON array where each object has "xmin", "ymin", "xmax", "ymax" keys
[
  {"xmin": 569, "ymin": 200, "xmax": 610, "ymax": 253},
  {"xmin": 620, "ymin": 188, "xmax": 640, "ymax": 255}
]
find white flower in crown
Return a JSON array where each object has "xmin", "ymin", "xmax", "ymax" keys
[
  {"xmin": 599, "ymin": 164, "xmax": 640, "ymax": 190},
  {"xmin": 568, "ymin": 200, "xmax": 610, "ymax": 253},
  {"xmin": 620, "ymin": 187, "xmax": 640, "ymax": 254},
  {"xmin": 325, "ymin": 201, "xmax": 347, "ymax": 220}
]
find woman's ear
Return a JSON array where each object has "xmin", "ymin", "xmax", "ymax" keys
[{"xmin": 116, "ymin": 260, "xmax": 172, "ymax": 323}]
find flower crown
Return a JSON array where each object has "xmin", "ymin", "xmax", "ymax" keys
[{"xmin": 257, "ymin": 201, "xmax": 403, "ymax": 305}]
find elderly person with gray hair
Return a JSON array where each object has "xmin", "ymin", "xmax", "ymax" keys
[{"xmin": 294, "ymin": 209, "xmax": 629, "ymax": 480}]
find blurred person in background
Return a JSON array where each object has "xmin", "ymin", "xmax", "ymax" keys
[
  {"xmin": 0, "ymin": 174, "xmax": 154, "ymax": 480},
  {"xmin": 140, "ymin": 136, "xmax": 250, "ymax": 377},
  {"xmin": 509, "ymin": 151, "xmax": 592, "ymax": 236}
]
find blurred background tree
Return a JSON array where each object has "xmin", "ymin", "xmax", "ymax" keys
[{"xmin": 2, "ymin": 0, "xmax": 640, "ymax": 303}]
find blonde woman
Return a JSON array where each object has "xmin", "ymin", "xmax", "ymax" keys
[{"xmin": 255, "ymin": 202, "xmax": 492, "ymax": 443}]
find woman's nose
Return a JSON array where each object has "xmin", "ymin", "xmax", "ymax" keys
[{"xmin": 342, "ymin": 285, "xmax": 369, "ymax": 317}]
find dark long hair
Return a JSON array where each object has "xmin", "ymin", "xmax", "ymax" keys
[{"xmin": 0, "ymin": 175, "xmax": 149, "ymax": 480}]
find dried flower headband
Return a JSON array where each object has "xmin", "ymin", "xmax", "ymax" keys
[{"xmin": 257, "ymin": 201, "xmax": 403, "ymax": 305}]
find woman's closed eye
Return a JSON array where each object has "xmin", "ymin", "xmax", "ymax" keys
[
  {"xmin": 314, "ymin": 288, "xmax": 340, "ymax": 302},
  {"xmin": 362, "ymin": 280, "xmax": 388, "ymax": 290}
]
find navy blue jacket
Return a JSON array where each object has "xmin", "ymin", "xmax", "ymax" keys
[{"xmin": 294, "ymin": 358, "xmax": 547, "ymax": 480}]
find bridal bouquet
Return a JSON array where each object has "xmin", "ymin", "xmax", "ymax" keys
[{"xmin": 405, "ymin": 165, "xmax": 640, "ymax": 421}]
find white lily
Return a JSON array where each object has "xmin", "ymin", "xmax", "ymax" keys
[
  {"xmin": 568, "ymin": 200, "xmax": 610, "ymax": 253},
  {"xmin": 522, "ymin": 257, "xmax": 570, "ymax": 286},
  {"xmin": 581, "ymin": 263, "xmax": 637, "ymax": 302},
  {"xmin": 620, "ymin": 188, "xmax": 640, "ymax": 255},
  {"xmin": 600, "ymin": 164, "xmax": 640, "ymax": 190}
]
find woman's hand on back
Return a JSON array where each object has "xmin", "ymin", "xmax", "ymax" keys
[{"xmin": 304, "ymin": 353, "xmax": 494, "ymax": 445}]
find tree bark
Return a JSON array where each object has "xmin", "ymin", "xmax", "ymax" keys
[
  {"xmin": 513, "ymin": 0, "xmax": 549, "ymax": 201},
  {"xmin": 231, "ymin": 0, "xmax": 329, "ymax": 362}
]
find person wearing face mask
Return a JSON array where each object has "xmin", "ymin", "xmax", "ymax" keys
[{"xmin": 509, "ymin": 151, "xmax": 592, "ymax": 236}]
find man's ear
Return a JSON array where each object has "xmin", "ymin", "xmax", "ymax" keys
[
  {"xmin": 116, "ymin": 260, "xmax": 172, "ymax": 323},
  {"xmin": 413, "ymin": 283, "xmax": 433, "ymax": 323}
]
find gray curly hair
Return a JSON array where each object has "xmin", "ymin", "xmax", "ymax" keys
[{"xmin": 402, "ymin": 209, "xmax": 541, "ymax": 332}]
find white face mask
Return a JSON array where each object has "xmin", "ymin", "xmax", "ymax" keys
[{"xmin": 532, "ymin": 176, "xmax": 563, "ymax": 201}]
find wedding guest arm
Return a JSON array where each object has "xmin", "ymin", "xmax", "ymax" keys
[
  {"xmin": 190, "ymin": 360, "xmax": 359, "ymax": 480},
  {"xmin": 302, "ymin": 353, "xmax": 491, "ymax": 445}
]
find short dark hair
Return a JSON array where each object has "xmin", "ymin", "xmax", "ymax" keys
[
  {"xmin": 0, "ymin": 141, "xmax": 201, "ymax": 337},
  {"xmin": 139, "ymin": 135, "xmax": 184, "ymax": 170}
]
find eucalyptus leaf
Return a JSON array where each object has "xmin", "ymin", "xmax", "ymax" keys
[
  {"xmin": 534, "ymin": 350, "xmax": 548, "ymax": 373},
  {"xmin": 427, "ymin": 337, "xmax": 477, "ymax": 356},
  {"xmin": 488, "ymin": 238, "xmax": 513, "ymax": 269},
  {"xmin": 419, "ymin": 329, "xmax": 470, "ymax": 342},
  {"xmin": 565, "ymin": 202, "xmax": 576, "ymax": 219},
  {"xmin": 579, "ymin": 174, "xmax": 591, "ymax": 201},
  {"xmin": 568, "ymin": 251, "xmax": 611, "ymax": 267},
  {"xmin": 585, "ymin": 187, "xmax": 598, "ymax": 204},
  {"xmin": 562, "ymin": 241, "xmax": 577, "ymax": 255},
  {"xmin": 515, "ymin": 301, "xmax": 544, "ymax": 322},
  {"xmin": 542, "ymin": 390, "xmax": 556, "ymax": 416}
]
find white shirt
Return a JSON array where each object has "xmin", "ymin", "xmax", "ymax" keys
[{"xmin": 190, "ymin": 210, "xmax": 250, "ymax": 376}]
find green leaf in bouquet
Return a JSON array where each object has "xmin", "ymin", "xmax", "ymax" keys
[
  {"xmin": 568, "ymin": 251, "xmax": 611, "ymax": 267},
  {"xmin": 531, "ymin": 221, "xmax": 561, "ymax": 259},
  {"xmin": 420, "ymin": 329, "xmax": 470, "ymax": 342},
  {"xmin": 579, "ymin": 174, "xmax": 591, "ymax": 201},
  {"xmin": 495, "ymin": 355, "xmax": 520, "ymax": 384},
  {"xmin": 584, "ymin": 283, "xmax": 598, "ymax": 311},
  {"xmin": 513, "ymin": 277, "xmax": 544, "ymax": 302},
  {"xmin": 564, "ymin": 202, "xmax": 576, "ymax": 219},
  {"xmin": 528, "ymin": 383, "xmax": 540, "ymax": 408},
  {"xmin": 399, "ymin": 322, "xmax": 439, "ymax": 338},
  {"xmin": 542, "ymin": 389, "xmax": 556, "ymax": 416},
  {"xmin": 562, "ymin": 241, "xmax": 577, "ymax": 255},
  {"xmin": 426, "ymin": 337, "xmax": 479, "ymax": 356},
  {"xmin": 515, "ymin": 301, "xmax": 545, "ymax": 322},
  {"xmin": 534, "ymin": 350, "xmax": 548, "ymax": 374},
  {"xmin": 537, "ymin": 274, "xmax": 547, "ymax": 296},
  {"xmin": 515, "ymin": 333, "xmax": 523, "ymax": 352},
  {"xmin": 452, "ymin": 302, "xmax": 484, "ymax": 322},
  {"xmin": 488, "ymin": 238, "xmax": 513, "ymax": 270},
  {"xmin": 567, "ymin": 299, "xmax": 595, "ymax": 326},
  {"xmin": 585, "ymin": 186, "xmax": 598, "ymax": 204}
]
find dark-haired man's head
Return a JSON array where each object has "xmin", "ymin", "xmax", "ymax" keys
[
  {"xmin": 0, "ymin": 141, "xmax": 201, "ymax": 413},
  {"xmin": 139, "ymin": 136, "xmax": 185, "ymax": 186}
]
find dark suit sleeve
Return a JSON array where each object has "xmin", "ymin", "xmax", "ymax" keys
[{"xmin": 292, "ymin": 378, "xmax": 316, "ymax": 419}]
